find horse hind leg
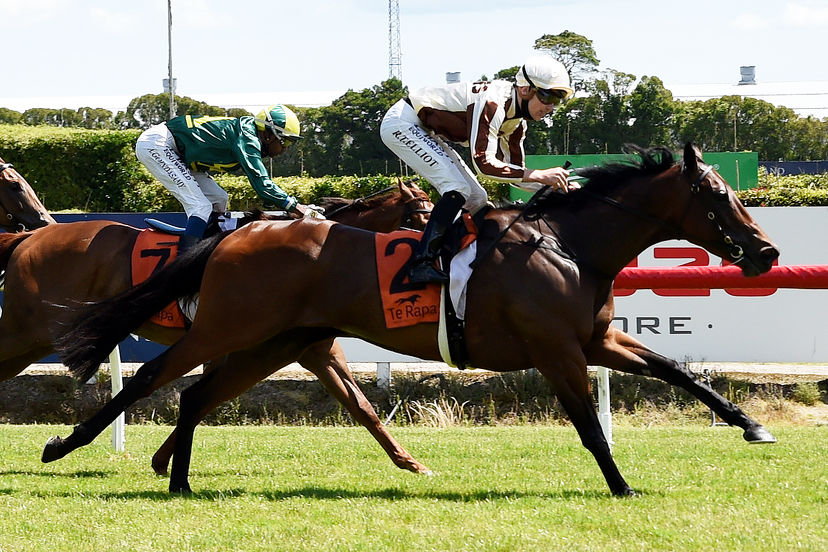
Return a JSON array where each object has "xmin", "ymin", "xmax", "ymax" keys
[
  {"xmin": 300, "ymin": 339, "xmax": 431, "ymax": 475},
  {"xmin": 42, "ymin": 326, "xmax": 235, "ymax": 464},
  {"xmin": 585, "ymin": 328, "xmax": 775, "ymax": 443}
]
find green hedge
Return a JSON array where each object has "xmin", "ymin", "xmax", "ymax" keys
[
  {"xmin": 0, "ymin": 124, "xmax": 150, "ymax": 211},
  {"xmin": 737, "ymin": 169, "xmax": 828, "ymax": 206},
  {"xmin": 1, "ymin": 124, "xmax": 826, "ymax": 211}
]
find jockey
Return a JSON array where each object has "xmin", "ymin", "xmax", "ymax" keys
[
  {"xmin": 380, "ymin": 53, "xmax": 576, "ymax": 284},
  {"xmin": 135, "ymin": 104, "xmax": 322, "ymax": 250}
]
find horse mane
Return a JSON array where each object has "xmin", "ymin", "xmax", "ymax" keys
[{"xmin": 527, "ymin": 144, "xmax": 677, "ymax": 212}]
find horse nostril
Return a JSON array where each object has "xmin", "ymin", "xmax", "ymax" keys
[{"xmin": 760, "ymin": 246, "xmax": 780, "ymax": 263}]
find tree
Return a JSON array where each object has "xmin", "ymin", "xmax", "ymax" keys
[
  {"xmin": 0, "ymin": 108, "xmax": 23, "ymax": 125},
  {"xmin": 627, "ymin": 76, "xmax": 676, "ymax": 148},
  {"xmin": 116, "ymin": 94, "xmax": 253, "ymax": 129},
  {"xmin": 533, "ymin": 30, "xmax": 600, "ymax": 91},
  {"xmin": 300, "ymin": 79, "xmax": 406, "ymax": 176}
]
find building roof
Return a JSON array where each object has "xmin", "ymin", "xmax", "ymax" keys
[{"xmin": 664, "ymin": 80, "xmax": 828, "ymax": 120}]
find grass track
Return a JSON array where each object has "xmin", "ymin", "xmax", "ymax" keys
[{"xmin": 0, "ymin": 424, "xmax": 825, "ymax": 552}]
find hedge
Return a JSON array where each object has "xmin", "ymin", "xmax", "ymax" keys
[{"xmin": 1, "ymin": 124, "xmax": 826, "ymax": 211}]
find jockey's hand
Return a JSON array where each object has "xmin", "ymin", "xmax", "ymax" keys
[
  {"xmin": 294, "ymin": 204, "xmax": 326, "ymax": 220},
  {"xmin": 524, "ymin": 167, "xmax": 574, "ymax": 192}
]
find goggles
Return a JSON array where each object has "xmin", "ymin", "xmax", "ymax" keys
[
  {"xmin": 534, "ymin": 87, "xmax": 567, "ymax": 106},
  {"xmin": 521, "ymin": 66, "xmax": 568, "ymax": 106}
]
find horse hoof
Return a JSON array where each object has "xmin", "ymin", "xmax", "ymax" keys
[
  {"xmin": 151, "ymin": 458, "xmax": 170, "ymax": 476},
  {"xmin": 613, "ymin": 487, "xmax": 636, "ymax": 497},
  {"xmin": 744, "ymin": 426, "xmax": 777, "ymax": 444},
  {"xmin": 41, "ymin": 436, "xmax": 66, "ymax": 463},
  {"xmin": 169, "ymin": 481, "xmax": 192, "ymax": 494}
]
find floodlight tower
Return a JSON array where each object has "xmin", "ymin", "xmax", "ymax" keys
[{"xmin": 388, "ymin": 0, "xmax": 402, "ymax": 81}]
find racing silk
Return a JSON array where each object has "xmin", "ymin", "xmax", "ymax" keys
[
  {"xmin": 408, "ymin": 80, "xmax": 526, "ymax": 183},
  {"xmin": 165, "ymin": 115, "xmax": 296, "ymax": 210}
]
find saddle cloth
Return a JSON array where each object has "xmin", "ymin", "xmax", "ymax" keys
[{"xmin": 131, "ymin": 229, "xmax": 188, "ymax": 329}]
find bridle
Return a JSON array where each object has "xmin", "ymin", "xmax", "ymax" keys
[
  {"xmin": 324, "ymin": 185, "xmax": 432, "ymax": 229},
  {"xmin": 578, "ymin": 163, "xmax": 746, "ymax": 262},
  {"xmin": 0, "ymin": 162, "xmax": 29, "ymax": 231}
]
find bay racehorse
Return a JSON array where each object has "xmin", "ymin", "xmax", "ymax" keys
[
  {"xmin": 2, "ymin": 181, "xmax": 433, "ymax": 475},
  {"xmin": 0, "ymin": 156, "xmax": 55, "ymax": 231},
  {"xmin": 50, "ymin": 144, "xmax": 779, "ymax": 496}
]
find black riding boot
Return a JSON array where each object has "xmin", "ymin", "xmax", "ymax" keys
[
  {"xmin": 408, "ymin": 191, "xmax": 465, "ymax": 284},
  {"xmin": 203, "ymin": 211, "xmax": 222, "ymax": 237}
]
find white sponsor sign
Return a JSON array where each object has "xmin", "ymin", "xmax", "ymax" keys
[
  {"xmin": 341, "ymin": 207, "xmax": 828, "ymax": 364},
  {"xmin": 614, "ymin": 207, "xmax": 828, "ymax": 362}
]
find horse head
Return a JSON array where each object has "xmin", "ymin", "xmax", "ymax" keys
[
  {"xmin": 318, "ymin": 180, "xmax": 433, "ymax": 232},
  {"xmin": 396, "ymin": 179, "xmax": 433, "ymax": 230},
  {"xmin": 0, "ymin": 157, "xmax": 56, "ymax": 231},
  {"xmin": 673, "ymin": 143, "xmax": 778, "ymax": 276}
]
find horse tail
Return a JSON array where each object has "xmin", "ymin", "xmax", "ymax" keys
[
  {"xmin": 55, "ymin": 231, "xmax": 230, "ymax": 382},
  {"xmin": 0, "ymin": 231, "xmax": 33, "ymax": 272}
]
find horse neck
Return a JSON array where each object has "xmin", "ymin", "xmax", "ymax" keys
[{"xmin": 543, "ymin": 180, "xmax": 683, "ymax": 278}]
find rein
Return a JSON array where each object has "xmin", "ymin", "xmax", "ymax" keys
[
  {"xmin": 580, "ymin": 164, "xmax": 744, "ymax": 261},
  {"xmin": 471, "ymin": 163, "xmax": 744, "ymax": 274}
]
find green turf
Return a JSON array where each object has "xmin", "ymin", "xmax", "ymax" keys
[{"xmin": 0, "ymin": 424, "xmax": 824, "ymax": 552}]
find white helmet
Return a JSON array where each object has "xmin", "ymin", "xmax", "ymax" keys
[{"xmin": 515, "ymin": 54, "xmax": 574, "ymax": 101}]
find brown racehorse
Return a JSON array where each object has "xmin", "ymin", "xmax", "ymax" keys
[
  {"xmin": 1, "ymin": 181, "xmax": 433, "ymax": 475},
  {"xmin": 49, "ymin": 144, "xmax": 780, "ymax": 496},
  {"xmin": 0, "ymin": 156, "xmax": 55, "ymax": 231}
]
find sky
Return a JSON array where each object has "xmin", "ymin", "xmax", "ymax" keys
[{"xmin": 3, "ymin": 0, "xmax": 828, "ymax": 114}]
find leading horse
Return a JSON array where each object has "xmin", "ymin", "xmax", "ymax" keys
[
  {"xmin": 51, "ymin": 144, "xmax": 779, "ymax": 496},
  {"xmin": 0, "ymin": 156, "xmax": 55, "ymax": 231},
  {"xmin": 1, "ymin": 180, "xmax": 433, "ymax": 475}
]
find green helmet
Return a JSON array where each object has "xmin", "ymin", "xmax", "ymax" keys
[{"xmin": 254, "ymin": 104, "xmax": 302, "ymax": 143}]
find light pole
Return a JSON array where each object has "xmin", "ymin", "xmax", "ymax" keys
[{"xmin": 167, "ymin": 0, "xmax": 176, "ymax": 119}]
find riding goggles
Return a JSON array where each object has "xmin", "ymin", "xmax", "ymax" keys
[
  {"xmin": 534, "ymin": 87, "xmax": 568, "ymax": 106},
  {"xmin": 521, "ymin": 66, "xmax": 568, "ymax": 106}
]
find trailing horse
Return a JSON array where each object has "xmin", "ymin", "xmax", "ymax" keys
[
  {"xmin": 1, "ymin": 181, "xmax": 432, "ymax": 476},
  {"xmin": 0, "ymin": 156, "xmax": 55, "ymax": 231},
  {"xmin": 51, "ymin": 144, "xmax": 779, "ymax": 496}
]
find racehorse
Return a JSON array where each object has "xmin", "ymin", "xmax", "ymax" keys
[
  {"xmin": 49, "ymin": 144, "xmax": 780, "ymax": 496},
  {"xmin": 0, "ymin": 156, "xmax": 55, "ymax": 231},
  {"xmin": 1, "ymin": 180, "xmax": 433, "ymax": 475}
]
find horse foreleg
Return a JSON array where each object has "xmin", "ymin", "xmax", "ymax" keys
[
  {"xmin": 300, "ymin": 339, "xmax": 431, "ymax": 475},
  {"xmin": 584, "ymin": 327, "xmax": 775, "ymax": 443},
  {"xmin": 535, "ymin": 354, "xmax": 635, "ymax": 497},
  {"xmin": 150, "ymin": 348, "xmax": 292, "ymax": 477}
]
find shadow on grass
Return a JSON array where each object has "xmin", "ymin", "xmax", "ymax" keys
[
  {"xmin": 77, "ymin": 485, "xmax": 646, "ymax": 502},
  {"xmin": 0, "ymin": 469, "xmax": 111, "ymax": 478}
]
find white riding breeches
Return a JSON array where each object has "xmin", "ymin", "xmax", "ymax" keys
[
  {"xmin": 380, "ymin": 99, "xmax": 488, "ymax": 213},
  {"xmin": 135, "ymin": 123, "xmax": 229, "ymax": 222}
]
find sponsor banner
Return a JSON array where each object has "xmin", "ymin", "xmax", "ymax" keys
[{"xmin": 613, "ymin": 207, "xmax": 828, "ymax": 362}]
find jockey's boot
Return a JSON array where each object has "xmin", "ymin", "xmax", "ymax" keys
[
  {"xmin": 408, "ymin": 191, "xmax": 465, "ymax": 284},
  {"xmin": 178, "ymin": 215, "xmax": 208, "ymax": 254},
  {"xmin": 203, "ymin": 211, "xmax": 222, "ymax": 237}
]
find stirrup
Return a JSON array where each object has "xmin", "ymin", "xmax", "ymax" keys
[{"xmin": 408, "ymin": 263, "xmax": 448, "ymax": 284}]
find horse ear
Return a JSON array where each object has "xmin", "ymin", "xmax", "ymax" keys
[
  {"xmin": 398, "ymin": 178, "xmax": 413, "ymax": 198},
  {"xmin": 682, "ymin": 142, "xmax": 701, "ymax": 176}
]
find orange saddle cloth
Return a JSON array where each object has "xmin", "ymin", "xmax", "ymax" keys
[
  {"xmin": 130, "ymin": 229, "xmax": 187, "ymax": 329},
  {"xmin": 374, "ymin": 230, "xmax": 441, "ymax": 329}
]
